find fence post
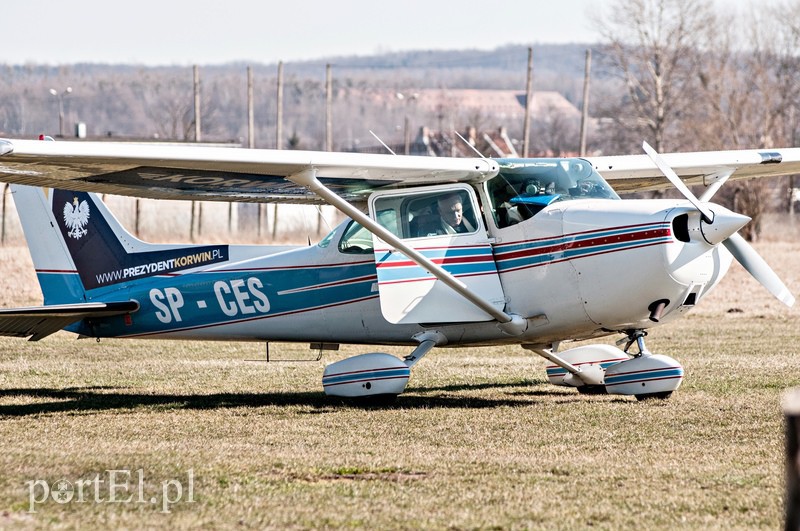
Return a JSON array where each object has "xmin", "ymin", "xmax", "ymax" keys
[
  {"xmin": 785, "ymin": 388, "xmax": 800, "ymax": 530},
  {"xmin": 1, "ymin": 183, "xmax": 7, "ymax": 245}
]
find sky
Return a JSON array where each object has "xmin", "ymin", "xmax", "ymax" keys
[
  {"xmin": 2, "ymin": 0, "xmax": 761, "ymax": 66},
  {"xmin": 4, "ymin": 0, "xmax": 609, "ymax": 65}
]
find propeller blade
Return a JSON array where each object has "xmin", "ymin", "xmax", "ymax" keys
[
  {"xmin": 642, "ymin": 141, "xmax": 716, "ymax": 223},
  {"xmin": 722, "ymin": 233, "xmax": 795, "ymax": 307}
]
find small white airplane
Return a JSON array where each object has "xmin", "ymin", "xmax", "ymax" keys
[{"xmin": 0, "ymin": 137, "xmax": 795, "ymax": 400}]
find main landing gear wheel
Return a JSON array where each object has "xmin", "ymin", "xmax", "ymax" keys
[
  {"xmin": 350, "ymin": 393, "xmax": 399, "ymax": 407},
  {"xmin": 635, "ymin": 391, "xmax": 673, "ymax": 401},
  {"xmin": 577, "ymin": 385, "xmax": 607, "ymax": 395}
]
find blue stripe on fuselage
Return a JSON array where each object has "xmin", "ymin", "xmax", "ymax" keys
[{"xmin": 76, "ymin": 259, "xmax": 379, "ymax": 338}]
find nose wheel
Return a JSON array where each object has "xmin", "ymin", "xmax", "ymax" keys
[{"xmin": 607, "ymin": 329, "xmax": 684, "ymax": 400}]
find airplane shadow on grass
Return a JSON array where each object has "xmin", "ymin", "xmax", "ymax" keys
[{"xmin": 0, "ymin": 380, "xmax": 611, "ymax": 416}]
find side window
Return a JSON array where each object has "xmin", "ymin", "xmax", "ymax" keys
[
  {"xmin": 373, "ymin": 189, "xmax": 479, "ymax": 239},
  {"xmin": 338, "ymin": 220, "xmax": 374, "ymax": 254}
]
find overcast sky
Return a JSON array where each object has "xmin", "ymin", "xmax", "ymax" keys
[{"xmin": 3, "ymin": 0, "xmax": 760, "ymax": 66}]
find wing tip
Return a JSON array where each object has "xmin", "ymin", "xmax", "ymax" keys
[{"xmin": 0, "ymin": 139, "xmax": 13, "ymax": 156}]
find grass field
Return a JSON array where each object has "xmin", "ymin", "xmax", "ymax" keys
[{"xmin": 0, "ymin": 230, "xmax": 798, "ymax": 529}]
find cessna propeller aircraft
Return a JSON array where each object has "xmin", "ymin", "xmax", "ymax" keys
[{"xmin": 0, "ymin": 137, "xmax": 795, "ymax": 400}]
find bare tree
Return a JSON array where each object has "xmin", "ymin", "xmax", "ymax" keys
[
  {"xmin": 691, "ymin": 2, "xmax": 800, "ymax": 239},
  {"xmin": 531, "ymin": 101, "xmax": 579, "ymax": 156},
  {"xmin": 141, "ymin": 73, "xmax": 193, "ymax": 140},
  {"xmin": 595, "ymin": 0, "xmax": 712, "ymax": 152}
]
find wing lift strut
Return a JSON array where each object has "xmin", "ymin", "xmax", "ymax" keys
[{"xmin": 288, "ymin": 168, "xmax": 528, "ymax": 338}]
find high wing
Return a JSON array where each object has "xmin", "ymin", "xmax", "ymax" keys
[
  {"xmin": 0, "ymin": 301, "xmax": 139, "ymax": 341},
  {"xmin": 0, "ymin": 139, "xmax": 498, "ymax": 204},
  {"xmin": 587, "ymin": 147, "xmax": 800, "ymax": 194},
  {"xmin": 2, "ymin": 139, "xmax": 798, "ymax": 201}
]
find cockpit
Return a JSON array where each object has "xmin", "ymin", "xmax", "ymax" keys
[
  {"xmin": 487, "ymin": 158, "xmax": 619, "ymax": 228},
  {"xmin": 322, "ymin": 157, "xmax": 620, "ymax": 255}
]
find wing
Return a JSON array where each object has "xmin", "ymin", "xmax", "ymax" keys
[
  {"xmin": 0, "ymin": 139, "xmax": 498, "ymax": 204},
  {"xmin": 0, "ymin": 301, "xmax": 139, "ymax": 341},
  {"xmin": 586, "ymin": 147, "xmax": 800, "ymax": 194}
]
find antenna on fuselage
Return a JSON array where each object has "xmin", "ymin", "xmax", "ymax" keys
[
  {"xmin": 454, "ymin": 130, "xmax": 487, "ymax": 159},
  {"xmin": 314, "ymin": 205, "xmax": 334, "ymax": 233},
  {"xmin": 369, "ymin": 130, "xmax": 397, "ymax": 155}
]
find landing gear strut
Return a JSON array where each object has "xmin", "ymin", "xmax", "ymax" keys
[{"xmin": 618, "ymin": 329, "xmax": 650, "ymax": 356}]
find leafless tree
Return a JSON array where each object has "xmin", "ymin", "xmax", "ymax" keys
[
  {"xmin": 595, "ymin": 0, "xmax": 712, "ymax": 152},
  {"xmin": 596, "ymin": 0, "xmax": 800, "ymax": 239},
  {"xmin": 692, "ymin": 2, "xmax": 800, "ymax": 239},
  {"xmin": 141, "ymin": 73, "xmax": 193, "ymax": 140},
  {"xmin": 531, "ymin": 101, "xmax": 579, "ymax": 156}
]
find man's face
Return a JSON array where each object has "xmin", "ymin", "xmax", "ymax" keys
[{"xmin": 438, "ymin": 196, "xmax": 463, "ymax": 227}]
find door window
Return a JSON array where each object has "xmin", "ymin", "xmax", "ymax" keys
[{"xmin": 372, "ymin": 188, "xmax": 479, "ymax": 240}]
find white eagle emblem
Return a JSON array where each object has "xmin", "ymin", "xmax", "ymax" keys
[{"xmin": 63, "ymin": 197, "xmax": 90, "ymax": 239}]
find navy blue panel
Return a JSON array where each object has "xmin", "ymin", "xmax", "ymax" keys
[
  {"xmin": 53, "ymin": 190, "xmax": 228, "ymax": 290},
  {"xmin": 81, "ymin": 167, "xmax": 398, "ymax": 199}
]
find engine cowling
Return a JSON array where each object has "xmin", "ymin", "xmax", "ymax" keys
[{"xmin": 322, "ymin": 353, "xmax": 410, "ymax": 398}]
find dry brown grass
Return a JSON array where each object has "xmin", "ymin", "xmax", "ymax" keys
[{"xmin": 0, "ymin": 210, "xmax": 798, "ymax": 529}]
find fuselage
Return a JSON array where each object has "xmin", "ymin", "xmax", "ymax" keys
[{"xmin": 75, "ymin": 158, "xmax": 733, "ymax": 348}]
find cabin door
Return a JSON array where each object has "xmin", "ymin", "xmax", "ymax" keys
[{"xmin": 369, "ymin": 184, "xmax": 506, "ymax": 324}]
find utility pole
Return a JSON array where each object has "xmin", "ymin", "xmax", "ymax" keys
[
  {"xmin": 193, "ymin": 65, "xmax": 202, "ymax": 142},
  {"xmin": 321, "ymin": 63, "xmax": 333, "ymax": 234},
  {"xmin": 325, "ymin": 63, "xmax": 333, "ymax": 152},
  {"xmin": 396, "ymin": 92, "xmax": 418, "ymax": 155},
  {"xmin": 522, "ymin": 47, "xmax": 533, "ymax": 158},
  {"xmin": 247, "ymin": 66, "xmax": 255, "ymax": 149},
  {"xmin": 272, "ymin": 61, "xmax": 285, "ymax": 240},
  {"xmin": 246, "ymin": 66, "xmax": 264, "ymax": 238},
  {"xmin": 235, "ymin": 66, "xmax": 256, "ymax": 236},
  {"xmin": 276, "ymin": 61, "xmax": 284, "ymax": 150},
  {"xmin": 191, "ymin": 65, "xmax": 202, "ymax": 241},
  {"xmin": 48, "ymin": 87, "xmax": 72, "ymax": 138},
  {"xmin": 579, "ymin": 49, "xmax": 592, "ymax": 157}
]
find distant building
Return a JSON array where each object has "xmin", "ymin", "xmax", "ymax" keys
[{"xmin": 348, "ymin": 88, "xmax": 586, "ymax": 157}]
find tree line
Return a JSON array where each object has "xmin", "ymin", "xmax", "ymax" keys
[{"xmin": 0, "ymin": 0, "xmax": 799, "ymax": 238}]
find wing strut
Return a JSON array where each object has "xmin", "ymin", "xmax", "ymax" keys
[{"xmin": 287, "ymin": 169, "xmax": 528, "ymax": 336}]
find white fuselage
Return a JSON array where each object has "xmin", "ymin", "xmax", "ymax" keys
[{"xmin": 84, "ymin": 197, "xmax": 731, "ymax": 349}]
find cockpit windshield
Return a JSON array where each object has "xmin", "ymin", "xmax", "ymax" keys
[{"xmin": 487, "ymin": 158, "xmax": 619, "ymax": 228}]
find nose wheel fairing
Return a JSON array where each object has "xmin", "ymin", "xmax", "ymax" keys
[{"xmin": 532, "ymin": 330, "xmax": 684, "ymax": 400}]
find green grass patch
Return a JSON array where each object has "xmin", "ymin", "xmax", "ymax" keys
[
  {"xmin": 0, "ymin": 311, "xmax": 797, "ymax": 528},
  {"xmin": 0, "ymin": 242, "xmax": 798, "ymax": 528}
]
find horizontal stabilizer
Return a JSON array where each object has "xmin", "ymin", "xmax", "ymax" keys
[{"xmin": 0, "ymin": 301, "xmax": 139, "ymax": 341}]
